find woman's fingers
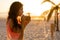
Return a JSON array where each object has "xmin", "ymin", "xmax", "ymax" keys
[{"xmin": 17, "ymin": 16, "xmax": 21, "ymax": 24}]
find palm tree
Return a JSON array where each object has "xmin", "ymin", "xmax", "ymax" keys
[
  {"xmin": 40, "ymin": 10, "xmax": 49, "ymax": 21},
  {"xmin": 42, "ymin": 0, "xmax": 60, "ymax": 31},
  {"xmin": 42, "ymin": 0, "xmax": 55, "ymax": 5}
]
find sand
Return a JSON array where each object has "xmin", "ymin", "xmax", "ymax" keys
[{"xmin": 0, "ymin": 18, "xmax": 60, "ymax": 40}]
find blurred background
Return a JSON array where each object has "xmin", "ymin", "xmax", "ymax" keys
[
  {"xmin": 0, "ymin": 0, "xmax": 53, "ymax": 19},
  {"xmin": 0, "ymin": 0, "xmax": 60, "ymax": 40}
]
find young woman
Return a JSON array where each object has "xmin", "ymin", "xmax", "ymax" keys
[{"xmin": 6, "ymin": 1, "xmax": 30, "ymax": 40}]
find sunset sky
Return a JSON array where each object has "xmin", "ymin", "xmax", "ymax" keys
[{"xmin": 0, "ymin": 0, "xmax": 60, "ymax": 17}]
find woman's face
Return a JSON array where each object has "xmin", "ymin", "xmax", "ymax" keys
[
  {"xmin": 18, "ymin": 6, "xmax": 23, "ymax": 16},
  {"xmin": 17, "ymin": 7, "xmax": 23, "ymax": 24}
]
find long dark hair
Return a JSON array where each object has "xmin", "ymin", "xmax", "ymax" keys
[{"xmin": 7, "ymin": 1, "xmax": 23, "ymax": 30}]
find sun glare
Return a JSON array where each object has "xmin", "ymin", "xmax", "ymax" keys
[
  {"xmin": 0, "ymin": 0, "xmax": 60, "ymax": 18},
  {"xmin": 19, "ymin": 0, "xmax": 52, "ymax": 16}
]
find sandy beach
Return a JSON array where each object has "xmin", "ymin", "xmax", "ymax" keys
[{"xmin": 0, "ymin": 18, "xmax": 60, "ymax": 40}]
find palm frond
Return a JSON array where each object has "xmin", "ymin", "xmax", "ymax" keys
[
  {"xmin": 58, "ymin": 7, "xmax": 60, "ymax": 14},
  {"xmin": 47, "ymin": 7, "xmax": 55, "ymax": 22},
  {"xmin": 58, "ymin": 3, "xmax": 60, "ymax": 10},
  {"xmin": 49, "ymin": 1, "xmax": 55, "ymax": 5},
  {"xmin": 58, "ymin": 3, "xmax": 60, "ymax": 6},
  {"xmin": 42, "ymin": 0, "xmax": 55, "ymax": 5},
  {"xmin": 58, "ymin": 3, "xmax": 60, "ymax": 8},
  {"xmin": 42, "ymin": 0, "xmax": 50, "ymax": 4},
  {"xmin": 41, "ymin": 10, "xmax": 49, "ymax": 16},
  {"xmin": 58, "ymin": 7, "xmax": 60, "ymax": 10}
]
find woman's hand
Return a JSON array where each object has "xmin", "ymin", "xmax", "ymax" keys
[
  {"xmin": 21, "ymin": 15, "xmax": 31, "ymax": 27},
  {"xmin": 17, "ymin": 16, "xmax": 21, "ymax": 24}
]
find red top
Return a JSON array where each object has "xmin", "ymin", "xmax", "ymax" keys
[{"xmin": 6, "ymin": 22, "xmax": 20, "ymax": 40}]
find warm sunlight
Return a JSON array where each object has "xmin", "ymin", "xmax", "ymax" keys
[
  {"xmin": 20, "ymin": 0, "xmax": 52, "ymax": 16},
  {"xmin": 0, "ymin": 0, "xmax": 52, "ymax": 17},
  {"xmin": 0, "ymin": 0, "xmax": 60, "ymax": 18},
  {"xmin": 51, "ymin": 0, "xmax": 60, "ymax": 5}
]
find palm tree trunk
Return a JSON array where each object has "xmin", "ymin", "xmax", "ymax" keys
[
  {"xmin": 54, "ymin": 8, "xmax": 59, "ymax": 31},
  {"xmin": 56, "ymin": 11, "xmax": 59, "ymax": 31}
]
